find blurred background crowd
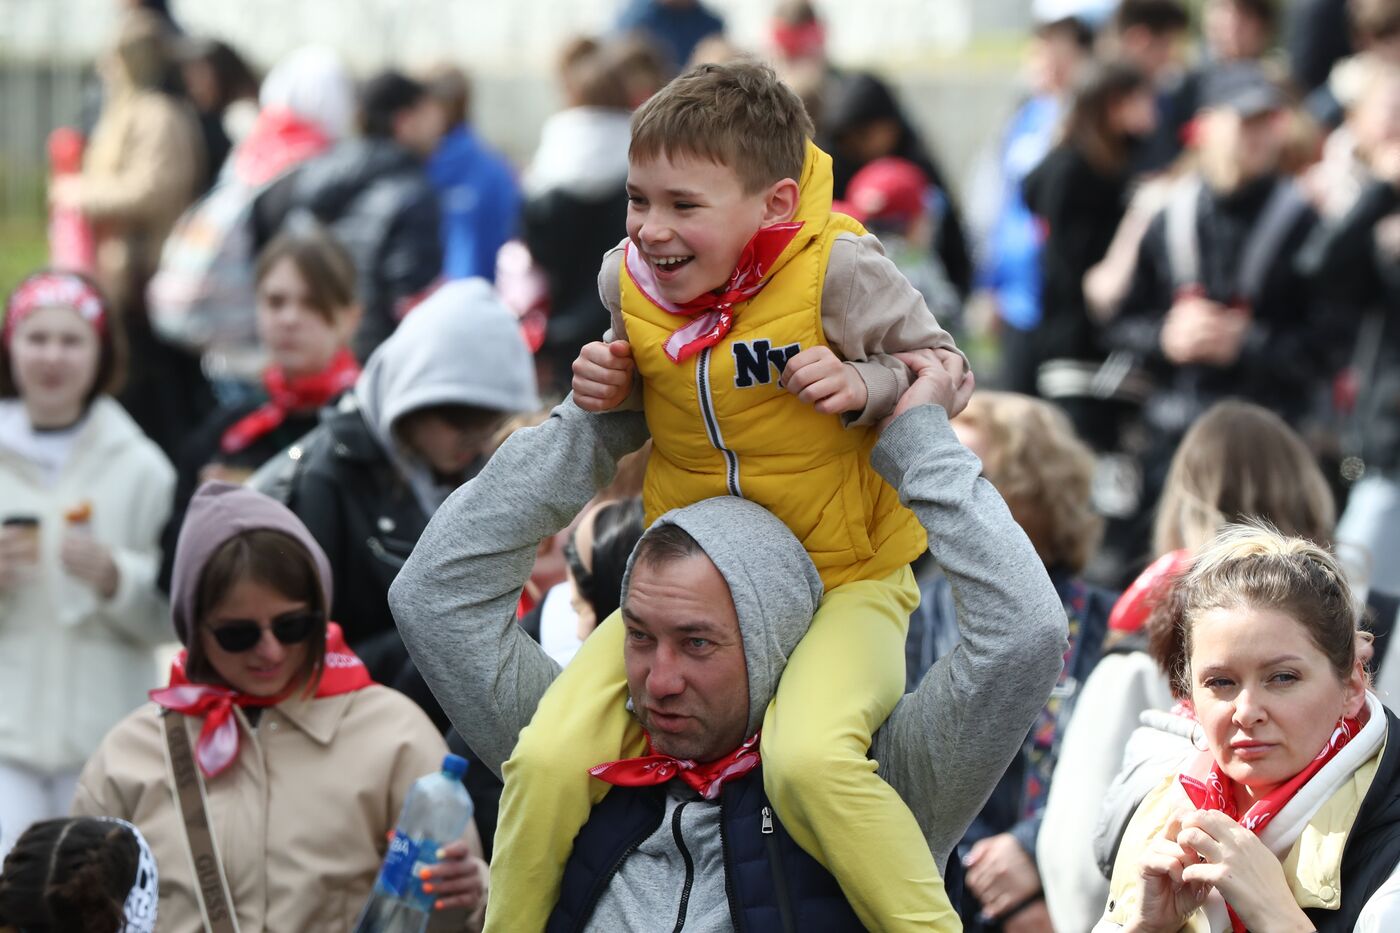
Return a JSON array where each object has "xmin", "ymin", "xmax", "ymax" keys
[{"xmin": 5, "ymin": 0, "xmax": 1400, "ymax": 929}]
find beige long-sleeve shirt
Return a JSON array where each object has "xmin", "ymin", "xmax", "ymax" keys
[{"xmin": 598, "ymin": 232, "xmax": 964, "ymax": 426}]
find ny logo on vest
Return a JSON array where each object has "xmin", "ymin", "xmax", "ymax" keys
[{"xmin": 733, "ymin": 339, "xmax": 802, "ymax": 388}]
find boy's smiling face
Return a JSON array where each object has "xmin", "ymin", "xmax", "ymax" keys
[{"xmin": 626, "ymin": 150, "xmax": 799, "ymax": 305}]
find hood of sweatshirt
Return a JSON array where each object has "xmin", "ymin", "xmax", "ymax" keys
[
  {"xmin": 169, "ymin": 481, "xmax": 333, "ymax": 646},
  {"xmin": 619, "ymin": 496, "xmax": 824, "ymax": 739},
  {"xmin": 355, "ymin": 278, "xmax": 540, "ymax": 513}
]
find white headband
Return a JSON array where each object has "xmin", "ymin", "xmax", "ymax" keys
[{"xmin": 96, "ymin": 818, "xmax": 158, "ymax": 933}]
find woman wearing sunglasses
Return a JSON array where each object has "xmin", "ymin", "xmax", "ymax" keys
[{"xmin": 72, "ymin": 482, "xmax": 488, "ymax": 931}]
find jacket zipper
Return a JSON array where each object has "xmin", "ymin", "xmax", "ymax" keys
[
  {"xmin": 762, "ymin": 807, "xmax": 798, "ymax": 933},
  {"xmin": 575, "ymin": 827, "xmax": 650, "ymax": 932},
  {"xmin": 719, "ymin": 793, "xmax": 742, "ymax": 931},
  {"xmin": 696, "ymin": 348, "xmax": 742, "ymax": 497},
  {"xmin": 670, "ymin": 802, "xmax": 696, "ymax": 932}
]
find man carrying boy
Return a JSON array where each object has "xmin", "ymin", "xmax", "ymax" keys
[{"xmin": 476, "ymin": 62, "xmax": 968, "ymax": 931}]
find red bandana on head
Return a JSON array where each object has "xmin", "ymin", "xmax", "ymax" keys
[
  {"xmin": 1178, "ymin": 714, "xmax": 1362, "ymax": 932},
  {"xmin": 635, "ymin": 221, "xmax": 804, "ymax": 363},
  {"xmin": 220, "ymin": 348, "xmax": 360, "ymax": 454},
  {"xmin": 3, "ymin": 272, "xmax": 107, "ymax": 346},
  {"xmin": 590, "ymin": 732, "xmax": 761, "ymax": 800},
  {"xmin": 149, "ymin": 622, "xmax": 373, "ymax": 777}
]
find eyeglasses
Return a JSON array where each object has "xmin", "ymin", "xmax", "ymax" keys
[{"xmin": 208, "ymin": 611, "xmax": 322, "ymax": 653}]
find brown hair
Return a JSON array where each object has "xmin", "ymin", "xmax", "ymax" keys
[
  {"xmin": 1353, "ymin": 0, "xmax": 1400, "ymax": 42},
  {"xmin": 0, "ymin": 270, "xmax": 127, "ymax": 405},
  {"xmin": 1152, "ymin": 401, "xmax": 1335, "ymax": 558},
  {"xmin": 1063, "ymin": 59, "xmax": 1153, "ymax": 174},
  {"xmin": 0, "ymin": 817, "xmax": 139, "ymax": 933},
  {"xmin": 1115, "ymin": 0, "xmax": 1190, "ymax": 35},
  {"xmin": 631, "ymin": 521, "xmax": 704, "ymax": 573},
  {"xmin": 255, "ymin": 225, "xmax": 358, "ymax": 325},
  {"xmin": 1160, "ymin": 522, "xmax": 1357, "ymax": 697},
  {"xmin": 629, "ymin": 61, "xmax": 814, "ymax": 194},
  {"xmin": 956, "ymin": 391, "xmax": 1103, "ymax": 573},
  {"xmin": 557, "ymin": 37, "xmax": 631, "ymax": 111},
  {"xmin": 187, "ymin": 529, "xmax": 327, "ymax": 692},
  {"xmin": 426, "ymin": 63, "xmax": 472, "ymax": 127}
]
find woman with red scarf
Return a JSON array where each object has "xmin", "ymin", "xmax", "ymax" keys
[
  {"xmin": 158, "ymin": 225, "xmax": 360, "ymax": 593},
  {"xmin": 74, "ymin": 482, "xmax": 488, "ymax": 931},
  {"xmin": 1095, "ymin": 524, "xmax": 1400, "ymax": 932}
]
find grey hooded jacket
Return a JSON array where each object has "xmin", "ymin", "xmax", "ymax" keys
[{"xmin": 390, "ymin": 400, "xmax": 1068, "ymax": 928}]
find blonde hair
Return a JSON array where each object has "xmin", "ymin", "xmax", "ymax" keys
[
  {"xmin": 1162, "ymin": 521, "xmax": 1358, "ymax": 696},
  {"xmin": 629, "ymin": 61, "xmax": 814, "ymax": 194},
  {"xmin": 958, "ymin": 391, "xmax": 1102, "ymax": 572},
  {"xmin": 1153, "ymin": 400, "xmax": 1335, "ymax": 557}
]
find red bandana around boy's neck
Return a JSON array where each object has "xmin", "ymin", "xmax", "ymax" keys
[
  {"xmin": 657, "ymin": 222, "xmax": 803, "ymax": 363},
  {"xmin": 148, "ymin": 622, "xmax": 373, "ymax": 777},
  {"xmin": 590, "ymin": 732, "xmax": 761, "ymax": 800},
  {"xmin": 220, "ymin": 349, "xmax": 360, "ymax": 455},
  {"xmin": 1178, "ymin": 714, "xmax": 1363, "ymax": 933}
]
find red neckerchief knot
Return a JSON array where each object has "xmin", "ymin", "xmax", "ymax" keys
[
  {"xmin": 1177, "ymin": 714, "xmax": 1362, "ymax": 932},
  {"xmin": 660, "ymin": 222, "xmax": 803, "ymax": 363},
  {"xmin": 220, "ymin": 348, "xmax": 360, "ymax": 454},
  {"xmin": 590, "ymin": 732, "xmax": 761, "ymax": 800},
  {"xmin": 149, "ymin": 622, "xmax": 373, "ymax": 777}
]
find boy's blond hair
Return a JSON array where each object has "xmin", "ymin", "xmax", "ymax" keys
[{"xmin": 629, "ymin": 61, "xmax": 814, "ymax": 194}]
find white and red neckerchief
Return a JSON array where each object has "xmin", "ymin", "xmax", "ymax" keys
[
  {"xmin": 1178, "ymin": 714, "xmax": 1363, "ymax": 932},
  {"xmin": 149, "ymin": 622, "xmax": 373, "ymax": 777},
  {"xmin": 590, "ymin": 732, "xmax": 760, "ymax": 800},
  {"xmin": 626, "ymin": 222, "xmax": 803, "ymax": 363},
  {"xmin": 3, "ymin": 271, "xmax": 106, "ymax": 345}
]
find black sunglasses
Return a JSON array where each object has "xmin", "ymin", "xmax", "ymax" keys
[{"xmin": 209, "ymin": 611, "xmax": 322, "ymax": 653}]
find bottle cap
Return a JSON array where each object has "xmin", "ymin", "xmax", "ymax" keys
[{"xmin": 442, "ymin": 754, "xmax": 469, "ymax": 779}]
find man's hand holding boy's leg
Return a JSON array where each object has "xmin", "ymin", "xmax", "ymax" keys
[
  {"xmin": 572, "ymin": 340, "xmax": 635, "ymax": 412},
  {"xmin": 781, "ymin": 346, "xmax": 869, "ymax": 415}
]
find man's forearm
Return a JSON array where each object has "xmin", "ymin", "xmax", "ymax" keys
[
  {"xmin": 870, "ymin": 404, "xmax": 1068, "ymax": 866},
  {"xmin": 389, "ymin": 399, "xmax": 650, "ymax": 775}
]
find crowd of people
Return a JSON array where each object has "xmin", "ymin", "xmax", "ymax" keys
[{"xmin": 5, "ymin": 0, "xmax": 1400, "ymax": 930}]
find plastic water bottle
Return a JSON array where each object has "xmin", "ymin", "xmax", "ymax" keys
[{"xmin": 353, "ymin": 754, "xmax": 474, "ymax": 933}]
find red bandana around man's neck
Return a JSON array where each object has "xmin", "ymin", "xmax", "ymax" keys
[
  {"xmin": 220, "ymin": 348, "xmax": 360, "ymax": 455},
  {"xmin": 1178, "ymin": 714, "xmax": 1363, "ymax": 932},
  {"xmin": 656, "ymin": 222, "xmax": 803, "ymax": 363},
  {"xmin": 590, "ymin": 732, "xmax": 761, "ymax": 800},
  {"xmin": 148, "ymin": 622, "xmax": 373, "ymax": 777}
]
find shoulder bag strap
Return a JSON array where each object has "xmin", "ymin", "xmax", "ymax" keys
[
  {"xmin": 1164, "ymin": 175, "xmax": 1203, "ymax": 292},
  {"xmin": 160, "ymin": 710, "xmax": 241, "ymax": 933},
  {"xmin": 1237, "ymin": 179, "xmax": 1310, "ymax": 306}
]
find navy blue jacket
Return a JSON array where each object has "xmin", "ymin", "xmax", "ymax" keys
[{"xmin": 547, "ymin": 765, "xmax": 960, "ymax": 932}]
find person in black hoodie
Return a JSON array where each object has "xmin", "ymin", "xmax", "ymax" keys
[
  {"xmin": 1107, "ymin": 63, "xmax": 1326, "ymax": 575},
  {"xmin": 255, "ymin": 71, "xmax": 444, "ymax": 362},
  {"xmin": 821, "ymin": 72, "xmax": 975, "ymax": 299},
  {"xmin": 1023, "ymin": 61, "xmax": 1158, "ymax": 452}
]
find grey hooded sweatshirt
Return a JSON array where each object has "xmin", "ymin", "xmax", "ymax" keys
[
  {"xmin": 390, "ymin": 401, "xmax": 1068, "ymax": 929},
  {"xmin": 354, "ymin": 277, "xmax": 540, "ymax": 516}
]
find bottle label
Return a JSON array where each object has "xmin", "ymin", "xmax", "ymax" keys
[{"xmin": 376, "ymin": 831, "xmax": 423, "ymax": 897}]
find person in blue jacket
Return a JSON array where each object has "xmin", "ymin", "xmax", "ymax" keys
[{"xmin": 426, "ymin": 66, "xmax": 521, "ymax": 283}]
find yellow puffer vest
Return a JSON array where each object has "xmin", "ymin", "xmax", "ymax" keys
[{"xmin": 619, "ymin": 142, "xmax": 926, "ymax": 589}]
